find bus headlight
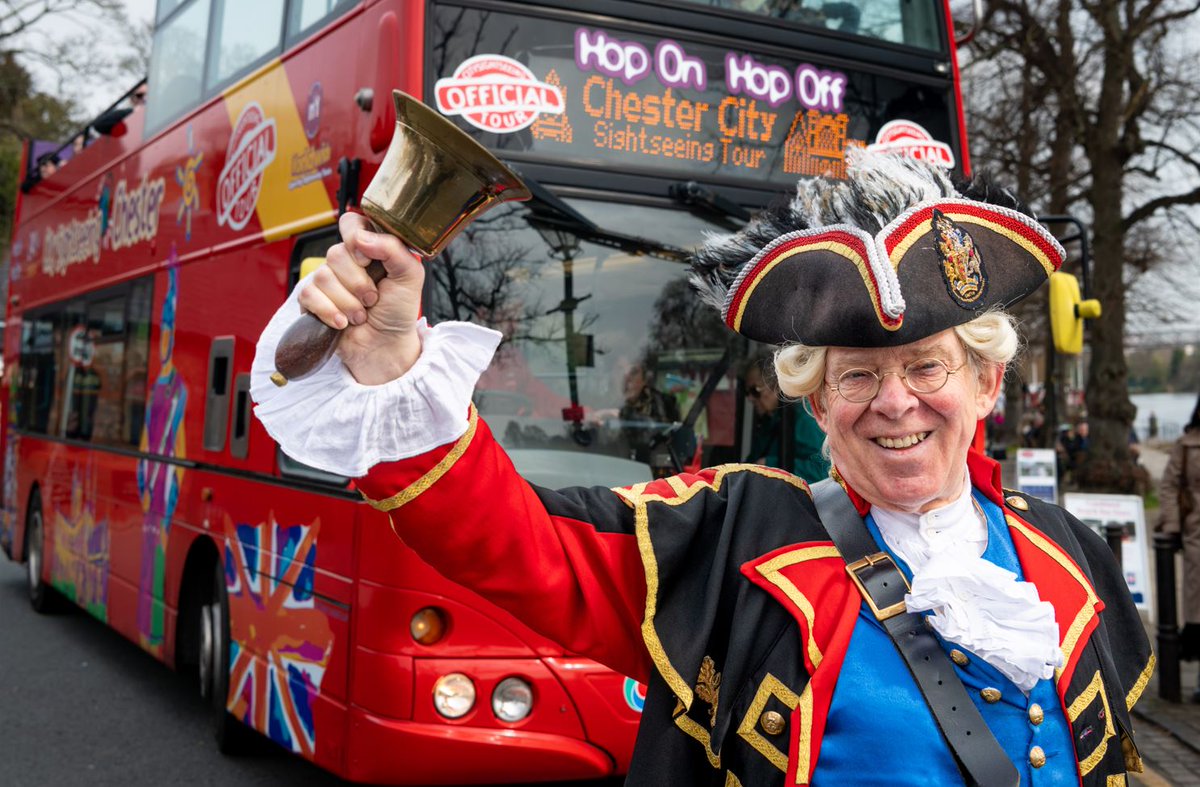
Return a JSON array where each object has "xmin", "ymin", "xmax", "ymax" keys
[
  {"xmin": 410, "ymin": 607, "xmax": 447, "ymax": 645},
  {"xmin": 492, "ymin": 677, "xmax": 533, "ymax": 722},
  {"xmin": 433, "ymin": 673, "xmax": 476, "ymax": 719}
]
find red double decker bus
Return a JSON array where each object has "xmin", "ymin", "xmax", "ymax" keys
[{"xmin": 2, "ymin": 0, "xmax": 971, "ymax": 783}]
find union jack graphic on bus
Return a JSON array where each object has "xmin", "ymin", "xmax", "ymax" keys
[{"xmin": 223, "ymin": 513, "xmax": 333, "ymax": 757}]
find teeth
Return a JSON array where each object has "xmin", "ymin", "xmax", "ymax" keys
[{"xmin": 875, "ymin": 432, "xmax": 929, "ymax": 449}]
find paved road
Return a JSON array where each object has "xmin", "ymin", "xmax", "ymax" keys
[
  {"xmin": 0, "ymin": 557, "xmax": 349, "ymax": 786},
  {"xmin": 12, "ymin": 548, "xmax": 1183, "ymax": 786},
  {"xmin": 0, "ymin": 558, "xmax": 620, "ymax": 787},
  {"xmin": 1131, "ymin": 717, "xmax": 1200, "ymax": 786}
]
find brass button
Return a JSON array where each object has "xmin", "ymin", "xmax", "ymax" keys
[
  {"xmin": 760, "ymin": 710, "xmax": 786, "ymax": 736},
  {"xmin": 1006, "ymin": 495, "xmax": 1029, "ymax": 511},
  {"xmin": 1029, "ymin": 703, "xmax": 1044, "ymax": 725},
  {"xmin": 981, "ymin": 687, "xmax": 1002, "ymax": 704},
  {"xmin": 1029, "ymin": 745, "xmax": 1047, "ymax": 768},
  {"xmin": 950, "ymin": 649, "xmax": 969, "ymax": 667}
]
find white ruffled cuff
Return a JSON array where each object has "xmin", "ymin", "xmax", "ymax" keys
[
  {"xmin": 905, "ymin": 553, "xmax": 1064, "ymax": 692},
  {"xmin": 250, "ymin": 272, "xmax": 502, "ymax": 477}
]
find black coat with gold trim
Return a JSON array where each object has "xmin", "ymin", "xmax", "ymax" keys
[{"xmin": 357, "ymin": 410, "xmax": 1152, "ymax": 785}]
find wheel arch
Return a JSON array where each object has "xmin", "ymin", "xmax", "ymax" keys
[
  {"xmin": 19, "ymin": 482, "xmax": 42, "ymax": 563},
  {"xmin": 175, "ymin": 535, "xmax": 221, "ymax": 675}
]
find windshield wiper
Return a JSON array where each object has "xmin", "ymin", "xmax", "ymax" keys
[
  {"xmin": 518, "ymin": 172, "xmax": 691, "ymax": 262},
  {"xmin": 669, "ymin": 181, "xmax": 752, "ymax": 229}
]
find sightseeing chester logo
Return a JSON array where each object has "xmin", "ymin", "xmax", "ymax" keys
[
  {"xmin": 217, "ymin": 101, "xmax": 277, "ymax": 230},
  {"xmin": 435, "ymin": 55, "xmax": 565, "ymax": 133}
]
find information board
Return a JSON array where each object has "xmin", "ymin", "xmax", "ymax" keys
[
  {"xmin": 1015, "ymin": 448, "xmax": 1058, "ymax": 504},
  {"xmin": 1063, "ymin": 493, "xmax": 1151, "ymax": 612}
]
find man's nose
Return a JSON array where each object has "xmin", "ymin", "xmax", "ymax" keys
[{"xmin": 870, "ymin": 371, "xmax": 918, "ymax": 416}]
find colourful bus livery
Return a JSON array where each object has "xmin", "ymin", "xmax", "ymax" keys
[{"xmin": 3, "ymin": 0, "xmax": 970, "ymax": 783}]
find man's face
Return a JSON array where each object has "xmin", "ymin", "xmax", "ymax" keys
[
  {"xmin": 744, "ymin": 367, "xmax": 778, "ymax": 416},
  {"xmin": 809, "ymin": 329, "xmax": 1002, "ymax": 513}
]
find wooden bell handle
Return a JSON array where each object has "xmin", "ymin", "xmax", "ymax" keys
[{"xmin": 270, "ymin": 258, "xmax": 389, "ymax": 386}]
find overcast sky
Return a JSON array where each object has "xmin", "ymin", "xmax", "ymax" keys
[
  {"xmin": 18, "ymin": 0, "xmax": 157, "ymax": 117},
  {"xmin": 126, "ymin": 0, "xmax": 155, "ymax": 26}
]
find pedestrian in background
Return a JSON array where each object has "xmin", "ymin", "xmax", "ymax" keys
[
  {"xmin": 1158, "ymin": 393, "xmax": 1200, "ymax": 698},
  {"xmin": 742, "ymin": 351, "xmax": 829, "ymax": 481}
]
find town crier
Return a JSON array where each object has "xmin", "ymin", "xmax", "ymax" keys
[{"xmin": 253, "ymin": 151, "xmax": 1151, "ymax": 785}]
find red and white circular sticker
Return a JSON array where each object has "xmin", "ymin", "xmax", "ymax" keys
[
  {"xmin": 867, "ymin": 120, "xmax": 955, "ymax": 169},
  {"xmin": 67, "ymin": 326, "xmax": 95, "ymax": 367},
  {"xmin": 434, "ymin": 55, "xmax": 564, "ymax": 134},
  {"xmin": 217, "ymin": 102, "xmax": 277, "ymax": 230}
]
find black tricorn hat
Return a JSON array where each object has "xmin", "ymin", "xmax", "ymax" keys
[{"xmin": 691, "ymin": 152, "xmax": 1065, "ymax": 347}]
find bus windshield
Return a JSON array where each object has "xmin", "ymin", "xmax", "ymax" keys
[
  {"xmin": 671, "ymin": 0, "xmax": 945, "ymax": 51},
  {"xmin": 425, "ymin": 199, "xmax": 742, "ymax": 488}
]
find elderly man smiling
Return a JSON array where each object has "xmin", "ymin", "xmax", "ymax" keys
[{"xmin": 253, "ymin": 152, "xmax": 1150, "ymax": 786}]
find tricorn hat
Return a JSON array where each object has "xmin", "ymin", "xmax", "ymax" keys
[{"xmin": 691, "ymin": 151, "xmax": 1065, "ymax": 347}]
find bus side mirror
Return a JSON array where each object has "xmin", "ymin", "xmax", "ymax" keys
[{"xmin": 1049, "ymin": 271, "xmax": 1101, "ymax": 355}]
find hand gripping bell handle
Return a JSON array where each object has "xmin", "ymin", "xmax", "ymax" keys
[{"xmin": 271, "ymin": 250, "xmax": 389, "ymax": 386}]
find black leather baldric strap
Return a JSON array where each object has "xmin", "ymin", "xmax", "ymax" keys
[{"xmin": 810, "ymin": 478, "xmax": 1019, "ymax": 787}]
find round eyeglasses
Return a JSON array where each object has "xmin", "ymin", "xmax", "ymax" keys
[{"xmin": 826, "ymin": 358, "xmax": 963, "ymax": 403}]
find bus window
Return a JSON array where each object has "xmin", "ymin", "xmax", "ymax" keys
[
  {"xmin": 145, "ymin": 0, "xmax": 212, "ymax": 134},
  {"xmin": 669, "ymin": 0, "xmax": 944, "ymax": 51},
  {"xmin": 156, "ymin": 0, "xmax": 188, "ymax": 22},
  {"xmin": 59, "ymin": 302, "xmax": 93, "ymax": 440},
  {"xmin": 79, "ymin": 295, "xmax": 128, "ymax": 444},
  {"xmin": 229, "ymin": 373, "xmax": 251, "ymax": 459},
  {"xmin": 19, "ymin": 281, "xmax": 152, "ymax": 447},
  {"xmin": 124, "ymin": 283, "xmax": 153, "ymax": 446},
  {"xmin": 287, "ymin": 0, "xmax": 355, "ymax": 40},
  {"xmin": 425, "ymin": 198, "xmax": 742, "ymax": 488},
  {"xmin": 18, "ymin": 312, "xmax": 62, "ymax": 436},
  {"xmin": 289, "ymin": 229, "xmax": 340, "ymax": 288},
  {"xmin": 276, "ymin": 227, "xmax": 350, "ymax": 485},
  {"xmin": 203, "ymin": 337, "xmax": 234, "ymax": 452},
  {"xmin": 205, "ymin": 0, "xmax": 285, "ymax": 91}
]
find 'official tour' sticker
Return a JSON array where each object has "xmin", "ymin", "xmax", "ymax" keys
[
  {"xmin": 867, "ymin": 120, "xmax": 955, "ymax": 169},
  {"xmin": 435, "ymin": 54, "xmax": 565, "ymax": 134}
]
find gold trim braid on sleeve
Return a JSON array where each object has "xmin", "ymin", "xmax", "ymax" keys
[{"xmin": 361, "ymin": 406, "xmax": 480, "ymax": 512}]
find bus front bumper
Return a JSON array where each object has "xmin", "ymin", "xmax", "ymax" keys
[{"xmin": 343, "ymin": 707, "xmax": 617, "ymax": 785}]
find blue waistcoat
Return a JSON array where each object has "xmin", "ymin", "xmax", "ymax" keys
[{"xmin": 812, "ymin": 489, "xmax": 1077, "ymax": 785}]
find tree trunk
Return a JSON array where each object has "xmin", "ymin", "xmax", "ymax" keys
[
  {"xmin": 1078, "ymin": 193, "xmax": 1138, "ymax": 491},
  {"xmin": 1077, "ymin": 6, "xmax": 1138, "ymax": 492}
]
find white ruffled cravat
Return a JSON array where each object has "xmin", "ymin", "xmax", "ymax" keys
[{"xmin": 871, "ymin": 478, "xmax": 1064, "ymax": 692}]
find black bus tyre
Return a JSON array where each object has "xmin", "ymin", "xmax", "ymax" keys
[
  {"xmin": 26, "ymin": 497, "xmax": 64, "ymax": 614},
  {"xmin": 205, "ymin": 560, "xmax": 258, "ymax": 754}
]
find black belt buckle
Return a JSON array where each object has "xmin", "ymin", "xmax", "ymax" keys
[{"xmin": 844, "ymin": 551, "xmax": 909, "ymax": 621}]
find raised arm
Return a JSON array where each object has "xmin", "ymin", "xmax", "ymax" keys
[{"xmin": 251, "ymin": 212, "xmax": 650, "ymax": 680}]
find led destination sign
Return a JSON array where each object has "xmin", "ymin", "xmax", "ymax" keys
[{"xmin": 431, "ymin": 7, "xmax": 958, "ymax": 187}]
